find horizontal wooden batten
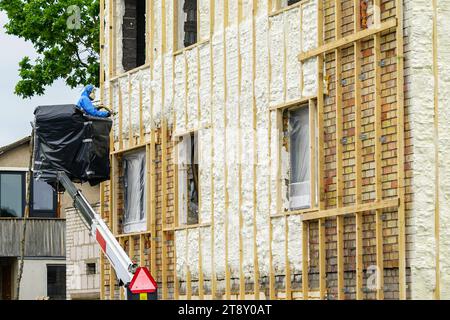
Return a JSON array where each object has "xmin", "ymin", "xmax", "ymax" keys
[
  {"xmin": 301, "ymin": 198, "xmax": 399, "ymax": 221},
  {"xmin": 298, "ymin": 19, "xmax": 397, "ymax": 62}
]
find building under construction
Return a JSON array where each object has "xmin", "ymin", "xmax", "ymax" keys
[{"xmin": 98, "ymin": 0, "xmax": 450, "ymax": 299}]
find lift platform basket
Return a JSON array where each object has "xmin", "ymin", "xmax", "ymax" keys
[{"xmin": 33, "ymin": 104, "xmax": 112, "ymax": 187}]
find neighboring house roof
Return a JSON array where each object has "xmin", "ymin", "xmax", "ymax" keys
[{"xmin": 0, "ymin": 136, "xmax": 31, "ymax": 157}]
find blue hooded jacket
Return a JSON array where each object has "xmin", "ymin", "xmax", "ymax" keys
[{"xmin": 77, "ymin": 85, "xmax": 110, "ymax": 117}]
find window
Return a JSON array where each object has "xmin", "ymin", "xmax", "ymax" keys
[
  {"xmin": 284, "ymin": 104, "xmax": 317, "ymax": 210},
  {"xmin": 280, "ymin": 0, "xmax": 301, "ymax": 8},
  {"xmin": 30, "ymin": 178, "xmax": 57, "ymax": 218},
  {"xmin": 86, "ymin": 263, "xmax": 96, "ymax": 275},
  {"xmin": 47, "ymin": 265, "xmax": 66, "ymax": 300},
  {"xmin": 122, "ymin": 0, "xmax": 146, "ymax": 71},
  {"xmin": 177, "ymin": 132, "xmax": 199, "ymax": 225},
  {"xmin": 122, "ymin": 150, "xmax": 146, "ymax": 233},
  {"xmin": 0, "ymin": 172, "xmax": 25, "ymax": 218},
  {"xmin": 176, "ymin": 0, "xmax": 198, "ymax": 50}
]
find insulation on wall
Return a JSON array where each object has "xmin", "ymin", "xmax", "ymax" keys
[
  {"xmin": 212, "ymin": 31, "xmax": 226, "ymax": 279},
  {"xmin": 407, "ymin": 0, "xmax": 437, "ymax": 299},
  {"xmin": 174, "ymin": 53, "xmax": 186, "ymax": 134},
  {"xmin": 225, "ymin": 23, "xmax": 240, "ymax": 277},
  {"xmin": 437, "ymin": 0, "xmax": 450, "ymax": 300},
  {"xmin": 186, "ymin": 48, "xmax": 199, "ymax": 131},
  {"xmin": 199, "ymin": 0, "xmax": 210, "ymax": 41}
]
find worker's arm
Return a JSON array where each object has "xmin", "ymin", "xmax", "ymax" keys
[{"xmin": 79, "ymin": 96, "xmax": 110, "ymax": 117}]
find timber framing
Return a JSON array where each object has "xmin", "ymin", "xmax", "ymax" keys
[{"xmin": 100, "ymin": 0, "xmax": 408, "ymax": 300}]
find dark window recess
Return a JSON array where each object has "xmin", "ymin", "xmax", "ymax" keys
[
  {"xmin": 288, "ymin": 0, "xmax": 300, "ymax": 5},
  {"xmin": 47, "ymin": 265, "xmax": 66, "ymax": 300},
  {"xmin": 86, "ymin": 263, "xmax": 96, "ymax": 275},
  {"xmin": 0, "ymin": 172, "xmax": 25, "ymax": 218},
  {"xmin": 183, "ymin": 0, "xmax": 197, "ymax": 48},
  {"xmin": 187, "ymin": 132, "xmax": 198, "ymax": 225},
  {"xmin": 122, "ymin": 0, "xmax": 146, "ymax": 71},
  {"xmin": 30, "ymin": 178, "xmax": 57, "ymax": 218}
]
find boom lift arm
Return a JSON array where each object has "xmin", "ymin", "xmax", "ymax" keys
[{"xmin": 57, "ymin": 172, "xmax": 156, "ymax": 299}]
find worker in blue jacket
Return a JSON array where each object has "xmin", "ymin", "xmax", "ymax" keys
[{"xmin": 77, "ymin": 84, "xmax": 111, "ymax": 117}]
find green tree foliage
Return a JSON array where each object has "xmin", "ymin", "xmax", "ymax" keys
[{"xmin": 0, "ymin": 0, "xmax": 100, "ymax": 98}]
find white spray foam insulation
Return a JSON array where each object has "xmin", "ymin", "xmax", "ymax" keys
[
  {"xmin": 287, "ymin": 215, "xmax": 303, "ymax": 273},
  {"xmin": 165, "ymin": 0, "xmax": 174, "ymax": 53},
  {"xmin": 119, "ymin": 77, "xmax": 129, "ymax": 137},
  {"xmin": 406, "ymin": 0, "xmax": 436, "ymax": 299},
  {"xmin": 199, "ymin": 128, "xmax": 212, "ymax": 224},
  {"xmin": 103, "ymin": 0, "xmax": 110, "ymax": 79},
  {"xmin": 199, "ymin": 0, "xmax": 210, "ymax": 41},
  {"xmin": 271, "ymin": 217, "xmax": 286, "ymax": 274},
  {"xmin": 212, "ymin": 32, "xmax": 226, "ymax": 278},
  {"xmin": 115, "ymin": 0, "xmax": 125, "ymax": 74},
  {"xmin": 130, "ymin": 72, "xmax": 141, "ymax": 134},
  {"xmin": 164, "ymin": 54, "xmax": 174, "ymax": 127},
  {"xmin": 437, "ymin": 0, "xmax": 450, "ymax": 300},
  {"xmin": 269, "ymin": 14, "xmax": 285, "ymax": 106},
  {"xmin": 225, "ymin": 24, "xmax": 240, "ymax": 277},
  {"xmin": 301, "ymin": 0, "xmax": 319, "ymax": 97},
  {"xmin": 239, "ymin": 19, "xmax": 256, "ymax": 275},
  {"xmin": 152, "ymin": 0, "xmax": 162, "ymax": 58},
  {"xmin": 112, "ymin": 81, "xmax": 120, "ymax": 141},
  {"xmin": 201, "ymin": 227, "xmax": 212, "ymax": 277},
  {"xmin": 228, "ymin": 0, "xmax": 238, "ymax": 26},
  {"xmin": 199, "ymin": 43, "xmax": 211, "ymax": 127},
  {"xmin": 152, "ymin": 56, "xmax": 163, "ymax": 128},
  {"xmin": 270, "ymin": 111, "xmax": 278, "ymax": 216},
  {"xmin": 175, "ymin": 229, "xmax": 187, "ymax": 279},
  {"xmin": 186, "ymin": 48, "xmax": 199, "ymax": 131},
  {"xmin": 187, "ymin": 229, "xmax": 200, "ymax": 279},
  {"xmin": 242, "ymin": 0, "xmax": 253, "ymax": 18},
  {"xmin": 285, "ymin": 8, "xmax": 302, "ymax": 101},
  {"xmin": 214, "ymin": 0, "xmax": 224, "ymax": 30},
  {"xmin": 140, "ymin": 69, "xmax": 152, "ymax": 133},
  {"xmin": 174, "ymin": 53, "xmax": 186, "ymax": 135}
]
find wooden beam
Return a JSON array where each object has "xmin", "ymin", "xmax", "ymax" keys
[
  {"xmin": 337, "ymin": 215, "xmax": 344, "ymax": 300},
  {"xmin": 319, "ymin": 218, "xmax": 326, "ymax": 299},
  {"xmin": 432, "ymin": 0, "xmax": 440, "ymax": 300},
  {"xmin": 309, "ymin": 99, "xmax": 317, "ymax": 209},
  {"xmin": 298, "ymin": 19, "xmax": 397, "ymax": 62},
  {"xmin": 128, "ymin": 76, "xmax": 133, "ymax": 145},
  {"xmin": 252, "ymin": 0, "xmax": 260, "ymax": 300},
  {"xmin": 335, "ymin": 52, "xmax": 343, "ymax": 206},
  {"xmin": 396, "ymin": 0, "xmax": 406, "ymax": 301},
  {"xmin": 118, "ymin": 86, "xmax": 124, "ymax": 150},
  {"xmin": 355, "ymin": 211, "xmax": 363, "ymax": 299},
  {"xmin": 374, "ymin": 33, "xmax": 384, "ymax": 300},
  {"xmin": 150, "ymin": 130, "xmax": 157, "ymax": 285},
  {"xmin": 285, "ymin": 215, "xmax": 292, "ymax": 300},
  {"xmin": 302, "ymin": 221, "xmax": 309, "ymax": 300},
  {"xmin": 302, "ymin": 198, "xmax": 399, "ymax": 221},
  {"xmin": 268, "ymin": 113, "xmax": 276, "ymax": 300}
]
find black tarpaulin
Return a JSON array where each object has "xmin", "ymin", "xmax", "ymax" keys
[{"xmin": 33, "ymin": 104, "xmax": 112, "ymax": 187}]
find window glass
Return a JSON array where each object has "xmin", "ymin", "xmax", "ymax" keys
[
  {"xmin": 122, "ymin": 150, "xmax": 146, "ymax": 233},
  {"xmin": 0, "ymin": 173, "xmax": 24, "ymax": 218},
  {"xmin": 177, "ymin": 0, "xmax": 198, "ymax": 50},
  {"xmin": 178, "ymin": 132, "xmax": 199, "ymax": 225},
  {"xmin": 31, "ymin": 179, "xmax": 56, "ymax": 217},
  {"xmin": 47, "ymin": 265, "xmax": 66, "ymax": 300},
  {"xmin": 289, "ymin": 107, "xmax": 311, "ymax": 210}
]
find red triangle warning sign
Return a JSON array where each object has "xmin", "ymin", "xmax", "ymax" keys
[{"xmin": 129, "ymin": 267, "xmax": 158, "ymax": 294}]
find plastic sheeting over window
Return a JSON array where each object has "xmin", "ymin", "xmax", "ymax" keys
[
  {"xmin": 177, "ymin": 132, "xmax": 199, "ymax": 225},
  {"xmin": 122, "ymin": 150, "xmax": 146, "ymax": 233},
  {"xmin": 289, "ymin": 106, "xmax": 311, "ymax": 210}
]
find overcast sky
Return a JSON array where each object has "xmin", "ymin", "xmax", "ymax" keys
[{"xmin": 0, "ymin": 12, "xmax": 82, "ymax": 147}]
